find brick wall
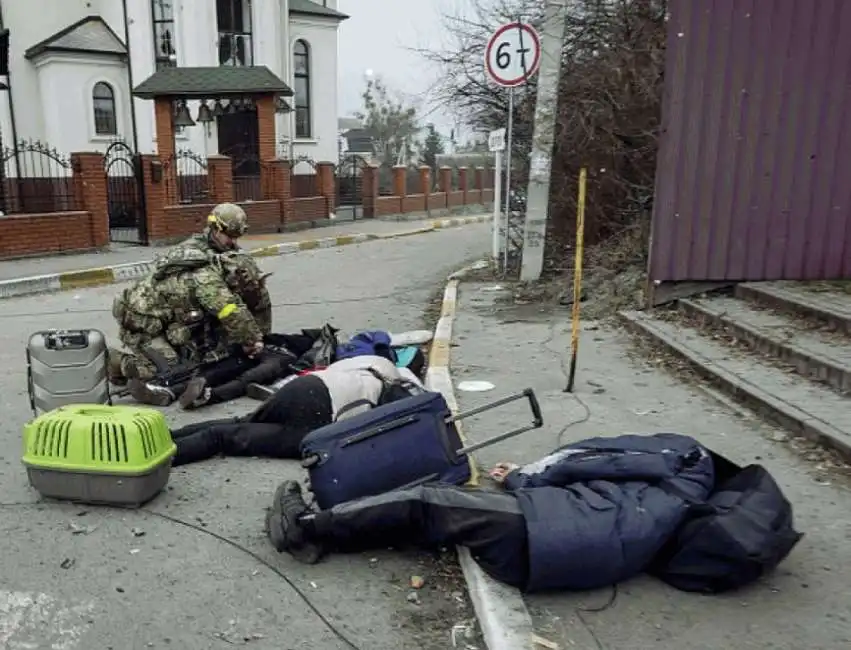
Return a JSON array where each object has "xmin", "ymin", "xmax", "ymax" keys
[
  {"xmin": 151, "ymin": 200, "xmax": 283, "ymax": 245},
  {"xmin": 0, "ymin": 151, "xmax": 109, "ymax": 260},
  {"xmin": 0, "ymin": 212, "xmax": 103, "ymax": 259},
  {"xmin": 355, "ymin": 164, "xmax": 494, "ymax": 220}
]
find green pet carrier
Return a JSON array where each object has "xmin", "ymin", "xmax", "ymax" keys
[{"xmin": 22, "ymin": 404, "xmax": 176, "ymax": 506}]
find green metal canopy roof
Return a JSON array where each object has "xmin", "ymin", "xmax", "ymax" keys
[
  {"xmin": 289, "ymin": 0, "xmax": 349, "ymax": 20},
  {"xmin": 133, "ymin": 65, "xmax": 294, "ymax": 100}
]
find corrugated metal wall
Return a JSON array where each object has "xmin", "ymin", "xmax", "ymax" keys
[{"xmin": 649, "ymin": 0, "xmax": 851, "ymax": 283}]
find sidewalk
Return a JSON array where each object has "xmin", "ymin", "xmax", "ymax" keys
[
  {"xmin": 448, "ymin": 278, "xmax": 851, "ymax": 649},
  {"xmin": 0, "ymin": 214, "xmax": 489, "ymax": 298}
]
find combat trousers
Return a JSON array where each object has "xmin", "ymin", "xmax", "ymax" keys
[
  {"xmin": 117, "ymin": 335, "xmax": 181, "ymax": 381},
  {"xmin": 306, "ymin": 484, "xmax": 530, "ymax": 589}
]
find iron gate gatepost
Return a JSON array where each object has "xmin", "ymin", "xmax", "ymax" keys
[{"xmin": 104, "ymin": 140, "xmax": 149, "ymax": 245}]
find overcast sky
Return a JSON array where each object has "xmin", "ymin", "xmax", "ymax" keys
[{"xmin": 336, "ymin": 0, "xmax": 472, "ymax": 134}]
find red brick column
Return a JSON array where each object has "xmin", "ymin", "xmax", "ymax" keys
[
  {"xmin": 154, "ymin": 98, "xmax": 176, "ymax": 159},
  {"xmin": 71, "ymin": 152, "xmax": 109, "ymax": 248},
  {"xmin": 392, "ymin": 165, "xmax": 406, "ymax": 198},
  {"xmin": 207, "ymin": 155, "xmax": 234, "ymax": 203},
  {"xmin": 474, "ymin": 166, "xmax": 484, "ymax": 191},
  {"xmin": 418, "ymin": 166, "xmax": 431, "ymax": 210},
  {"xmin": 317, "ymin": 161, "xmax": 335, "ymax": 218},
  {"xmin": 362, "ymin": 164, "xmax": 378, "ymax": 218},
  {"xmin": 264, "ymin": 159, "xmax": 291, "ymax": 226},
  {"xmin": 140, "ymin": 154, "xmax": 167, "ymax": 241},
  {"xmin": 439, "ymin": 166, "xmax": 452, "ymax": 192},
  {"xmin": 458, "ymin": 167, "xmax": 469, "ymax": 204}
]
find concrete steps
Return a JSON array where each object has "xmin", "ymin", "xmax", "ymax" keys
[{"xmin": 620, "ymin": 281, "xmax": 851, "ymax": 458}]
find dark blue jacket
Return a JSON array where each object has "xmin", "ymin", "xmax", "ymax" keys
[{"xmin": 502, "ymin": 433, "xmax": 715, "ymax": 592}]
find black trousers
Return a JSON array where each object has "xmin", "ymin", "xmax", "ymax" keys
[
  {"xmin": 170, "ymin": 374, "xmax": 333, "ymax": 465},
  {"xmin": 308, "ymin": 484, "xmax": 530, "ymax": 589},
  {"xmin": 206, "ymin": 352, "xmax": 295, "ymax": 403}
]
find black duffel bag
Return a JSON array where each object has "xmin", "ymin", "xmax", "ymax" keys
[{"xmin": 651, "ymin": 451, "xmax": 803, "ymax": 594}]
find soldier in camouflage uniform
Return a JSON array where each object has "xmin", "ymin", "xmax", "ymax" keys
[{"xmin": 109, "ymin": 204, "xmax": 264, "ymax": 392}]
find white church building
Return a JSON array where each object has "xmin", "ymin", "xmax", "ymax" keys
[{"xmin": 0, "ymin": 0, "xmax": 347, "ymax": 163}]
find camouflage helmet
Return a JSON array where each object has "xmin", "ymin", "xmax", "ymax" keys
[{"xmin": 207, "ymin": 202, "xmax": 248, "ymax": 238}]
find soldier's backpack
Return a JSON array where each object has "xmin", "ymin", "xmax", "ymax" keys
[{"xmin": 27, "ymin": 329, "xmax": 111, "ymax": 415}]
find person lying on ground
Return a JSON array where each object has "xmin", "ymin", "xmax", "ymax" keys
[
  {"xmin": 169, "ymin": 354, "xmax": 427, "ymax": 466},
  {"xmin": 123, "ymin": 330, "xmax": 327, "ymax": 407},
  {"xmin": 263, "ymin": 433, "xmax": 715, "ymax": 592}
]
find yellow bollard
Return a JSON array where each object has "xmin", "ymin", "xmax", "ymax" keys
[{"xmin": 565, "ymin": 168, "xmax": 587, "ymax": 393}]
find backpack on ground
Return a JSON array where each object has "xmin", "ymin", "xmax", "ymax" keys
[
  {"xmin": 650, "ymin": 451, "xmax": 803, "ymax": 594},
  {"xmin": 336, "ymin": 330, "xmax": 397, "ymax": 364}
]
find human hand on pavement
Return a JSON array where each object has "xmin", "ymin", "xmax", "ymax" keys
[{"xmin": 488, "ymin": 462, "xmax": 520, "ymax": 485}]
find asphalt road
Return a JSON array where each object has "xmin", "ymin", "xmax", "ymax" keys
[
  {"xmin": 451, "ymin": 281, "xmax": 851, "ymax": 650},
  {"xmin": 0, "ymin": 224, "xmax": 490, "ymax": 650}
]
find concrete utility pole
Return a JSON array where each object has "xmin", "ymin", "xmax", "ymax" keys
[{"xmin": 519, "ymin": 0, "xmax": 569, "ymax": 282}]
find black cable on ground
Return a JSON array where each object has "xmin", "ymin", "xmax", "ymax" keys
[
  {"xmin": 540, "ymin": 318, "xmax": 617, "ymax": 649},
  {"xmin": 0, "ymin": 500, "xmax": 361, "ymax": 650}
]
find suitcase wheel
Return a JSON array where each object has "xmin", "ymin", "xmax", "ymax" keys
[{"xmin": 301, "ymin": 454, "xmax": 320, "ymax": 469}]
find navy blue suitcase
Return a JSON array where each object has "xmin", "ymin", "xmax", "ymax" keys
[{"xmin": 300, "ymin": 389, "xmax": 543, "ymax": 509}]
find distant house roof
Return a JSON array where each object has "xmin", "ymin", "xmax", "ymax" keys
[
  {"xmin": 24, "ymin": 15, "xmax": 127, "ymax": 61},
  {"xmin": 338, "ymin": 117, "xmax": 362, "ymax": 132},
  {"xmin": 344, "ymin": 128, "xmax": 375, "ymax": 154},
  {"xmin": 133, "ymin": 66, "xmax": 293, "ymax": 99},
  {"xmin": 289, "ymin": 0, "xmax": 349, "ymax": 21}
]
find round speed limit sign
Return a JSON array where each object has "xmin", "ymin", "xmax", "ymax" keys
[{"xmin": 485, "ymin": 22, "xmax": 542, "ymax": 87}]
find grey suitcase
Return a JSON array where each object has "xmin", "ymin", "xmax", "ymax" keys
[{"xmin": 27, "ymin": 329, "xmax": 111, "ymax": 415}]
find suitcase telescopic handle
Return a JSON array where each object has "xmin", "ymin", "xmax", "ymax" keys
[
  {"xmin": 449, "ymin": 388, "xmax": 544, "ymax": 456},
  {"xmin": 448, "ymin": 388, "xmax": 543, "ymax": 427}
]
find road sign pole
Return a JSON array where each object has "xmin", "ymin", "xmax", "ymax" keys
[
  {"xmin": 502, "ymin": 86, "xmax": 514, "ymax": 274},
  {"xmin": 492, "ymin": 147, "xmax": 502, "ymax": 259}
]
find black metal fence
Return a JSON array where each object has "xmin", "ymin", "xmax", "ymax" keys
[
  {"xmin": 164, "ymin": 150, "xmax": 209, "ymax": 205},
  {"xmin": 0, "ymin": 140, "xmax": 80, "ymax": 215},
  {"xmin": 291, "ymin": 156, "xmax": 319, "ymax": 198},
  {"xmin": 336, "ymin": 154, "xmax": 365, "ymax": 207}
]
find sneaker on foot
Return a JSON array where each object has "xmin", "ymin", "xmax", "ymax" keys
[
  {"xmin": 128, "ymin": 379, "xmax": 175, "ymax": 406},
  {"xmin": 179, "ymin": 376, "xmax": 210, "ymax": 410},
  {"xmin": 265, "ymin": 480, "xmax": 323, "ymax": 564},
  {"xmin": 246, "ymin": 382, "xmax": 275, "ymax": 401}
]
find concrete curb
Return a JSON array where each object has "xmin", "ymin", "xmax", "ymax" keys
[
  {"xmin": 0, "ymin": 215, "xmax": 490, "ymax": 300},
  {"xmin": 425, "ymin": 265, "xmax": 536, "ymax": 650}
]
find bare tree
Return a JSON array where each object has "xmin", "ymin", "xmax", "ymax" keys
[{"xmin": 419, "ymin": 0, "xmax": 667, "ymax": 273}]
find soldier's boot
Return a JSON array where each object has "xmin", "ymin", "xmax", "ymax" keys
[
  {"xmin": 107, "ymin": 348, "xmax": 128, "ymax": 386},
  {"xmin": 179, "ymin": 377, "xmax": 213, "ymax": 410},
  {"xmin": 127, "ymin": 379, "xmax": 176, "ymax": 407}
]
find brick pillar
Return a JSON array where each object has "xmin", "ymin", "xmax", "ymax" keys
[
  {"xmin": 154, "ymin": 98, "xmax": 176, "ymax": 159},
  {"xmin": 418, "ymin": 166, "xmax": 431, "ymax": 195},
  {"xmin": 458, "ymin": 167, "xmax": 469, "ymax": 204},
  {"xmin": 256, "ymin": 95, "xmax": 277, "ymax": 164},
  {"xmin": 362, "ymin": 164, "xmax": 378, "ymax": 218},
  {"xmin": 474, "ymin": 166, "xmax": 484, "ymax": 191},
  {"xmin": 418, "ymin": 165, "xmax": 430, "ymax": 211},
  {"xmin": 392, "ymin": 165, "xmax": 406, "ymax": 197},
  {"xmin": 317, "ymin": 161, "xmax": 335, "ymax": 219},
  {"xmin": 264, "ymin": 159, "xmax": 290, "ymax": 226},
  {"xmin": 140, "ymin": 154, "xmax": 167, "ymax": 242},
  {"xmin": 207, "ymin": 155, "xmax": 234, "ymax": 203},
  {"xmin": 439, "ymin": 166, "xmax": 452, "ymax": 193},
  {"xmin": 71, "ymin": 152, "xmax": 109, "ymax": 248}
]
